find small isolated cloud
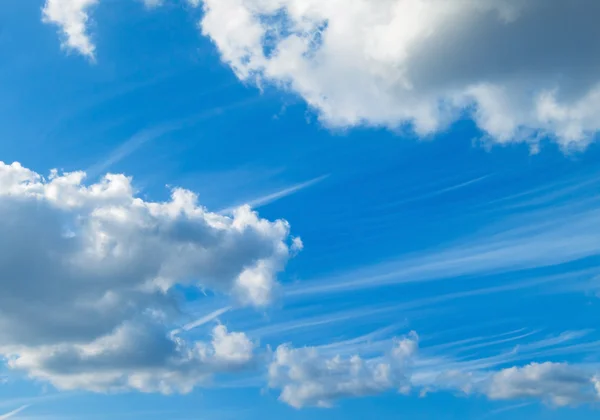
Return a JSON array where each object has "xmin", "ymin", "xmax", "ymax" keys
[
  {"xmin": 141, "ymin": 0, "xmax": 164, "ymax": 8},
  {"xmin": 0, "ymin": 161, "xmax": 298, "ymax": 392},
  {"xmin": 486, "ymin": 362, "xmax": 600, "ymax": 407},
  {"xmin": 42, "ymin": 0, "xmax": 98, "ymax": 59},
  {"xmin": 268, "ymin": 332, "xmax": 418, "ymax": 408},
  {"xmin": 199, "ymin": 0, "xmax": 600, "ymax": 150},
  {"xmin": 415, "ymin": 361, "xmax": 600, "ymax": 408}
]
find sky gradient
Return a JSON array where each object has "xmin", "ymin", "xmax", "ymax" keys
[{"xmin": 1, "ymin": 1, "xmax": 600, "ymax": 419}]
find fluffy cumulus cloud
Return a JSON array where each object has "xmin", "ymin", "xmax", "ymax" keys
[
  {"xmin": 267, "ymin": 333, "xmax": 600, "ymax": 409},
  {"xmin": 268, "ymin": 333, "xmax": 418, "ymax": 408},
  {"xmin": 198, "ymin": 0, "xmax": 600, "ymax": 149},
  {"xmin": 8, "ymin": 324, "xmax": 255, "ymax": 394},
  {"xmin": 41, "ymin": 0, "xmax": 165, "ymax": 58},
  {"xmin": 42, "ymin": 0, "xmax": 98, "ymax": 59},
  {"xmin": 486, "ymin": 363, "xmax": 600, "ymax": 407},
  {"xmin": 0, "ymin": 161, "xmax": 298, "ymax": 392},
  {"xmin": 417, "ymin": 362, "xmax": 600, "ymax": 408}
]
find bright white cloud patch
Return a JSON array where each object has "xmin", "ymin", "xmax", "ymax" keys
[
  {"xmin": 417, "ymin": 361, "xmax": 600, "ymax": 408},
  {"xmin": 199, "ymin": 0, "xmax": 600, "ymax": 150},
  {"xmin": 486, "ymin": 363, "xmax": 600, "ymax": 407},
  {"xmin": 0, "ymin": 161, "xmax": 297, "ymax": 392},
  {"xmin": 42, "ymin": 0, "xmax": 98, "ymax": 59},
  {"xmin": 268, "ymin": 333, "xmax": 418, "ymax": 408}
]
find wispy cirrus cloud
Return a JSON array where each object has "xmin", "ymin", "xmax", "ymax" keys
[
  {"xmin": 87, "ymin": 96, "xmax": 264, "ymax": 178},
  {"xmin": 219, "ymin": 174, "xmax": 329, "ymax": 214},
  {"xmin": 288, "ymin": 197, "xmax": 600, "ymax": 297},
  {"xmin": 0, "ymin": 405, "xmax": 29, "ymax": 419}
]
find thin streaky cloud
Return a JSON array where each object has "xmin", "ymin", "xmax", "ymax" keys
[
  {"xmin": 269, "ymin": 272, "xmax": 592, "ymax": 351},
  {"xmin": 172, "ymin": 306, "xmax": 232, "ymax": 335},
  {"xmin": 484, "ymin": 402, "xmax": 534, "ymax": 418},
  {"xmin": 287, "ymin": 205, "xmax": 600, "ymax": 297},
  {"xmin": 423, "ymin": 329, "xmax": 529, "ymax": 352},
  {"xmin": 0, "ymin": 405, "xmax": 29, "ymax": 419},
  {"xmin": 219, "ymin": 174, "xmax": 329, "ymax": 214},
  {"xmin": 424, "ymin": 329, "xmax": 537, "ymax": 354},
  {"xmin": 402, "ymin": 174, "xmax": 492, "ymax": 203},
  {"xmin": 247, "ymin": 174, "xmax": 330, "ymax": 208},
  {"xmin": 86, "ymin": 124, "xmax": 178, "ymax": 178},
  {"xmin": 426, "ymin": 330, "xmax": 593, "ymax": 374},
  {"xmin": 481, "ymin": 169, "xmax": 600, "ymax": 211},
  {"xmin": 368, "ymin": 174, "xmax": 491, "ymax": 213},
  {"xmin": 87, "ymin": 95, "xmax": 265, "ymax": 177},
  {"xmin": 451, "ymin": 330, "xmax": 542, "ymax": 355},
  {"xmin": 182, "ymin": 306, "xmax": 231, "ymax": 331},
  {"xmin": 0, "ymin": 394, "xmax": 72, "ymax": 410},
  {"xmin": 315, "ymin": 324, "xmax": 404, "ymax": 352},
  {"xmin": 246, "ymin": 305, "xmax": 389, "ymax": 338},
  {"xmin": 244, "ymin": 302, "xmax": 424, "ymax": 341}
]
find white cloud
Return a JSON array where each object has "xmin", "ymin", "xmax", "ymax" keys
[
  {"xmin": 0, "ymin": 161, "xmax": 298, "ymax": 392},
  {"xmin": 7, "ymin": 324, "xmax": 255, "ymax": 394},
  {"xmin": 486, "ymin": 363, "xmax": 600, "ymax": 407},
  {"xmin": 267, "ymin": 328, "xmax": 600, "ymax": 409},
  {"xmin": 199, "ymin": 0, "xmax": 600, "ymax": 149},
  {"xmin": 414, "ymin": 360, "xmax": 600, "ymax": 408},
  {"xmin": 42, "ymin": 0, "xmax": 98, "ymax": 59},
  {"xmin": 268, "ymin": 332, "xmax": 418, "ymax": 408}
]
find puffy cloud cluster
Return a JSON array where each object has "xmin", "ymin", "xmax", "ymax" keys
[
  {"xmin": 7, "ymin": 324, "xmax": 255, "ymax": 394},
  {"xmin": 198, "ymin": 0, "xmax": 600, "ymax": 149},
  {"xmin": 0, "ymin": 161, "xmax": 298, "ymax": 392},
  {"xmin": 486, "ymin": 362, "xmax": 600, "ymax": 407},
  {"xmin": 268, "ymin": 333, "xmax": 418, "ymax": 408},
  {"xmin": 267, "ymin": 333, "xmax": 600, "ymax": 409},
  {"xmin": 42, "ymin": 0, "xmax": 98, "ymax": 59},
  {"xmin": 415, "ymin": 361, "xmax": 600, "ymax": 408},
  {"xmin": 42, "ymin": 0, "xmax": 600, "ymax": 148}
]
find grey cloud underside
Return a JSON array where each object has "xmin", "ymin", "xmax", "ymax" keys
[
  {"xmin": 0, "ymin": 163, "xmax": 598, "ymax": 406},
  {"xmin": 406, "ymin": 1, "xmax": 600, "ymax": 97},
  {"xmin": 268, "ymin": 335, "xmax": 600, "ymax": 409},
  {"xmin": 31, "ymin": 0, "xmax": 600, "ymax": 407},
  {"xmin": 269, "ymin": 333, "xmax": 418, "ymax": 408},
  {"xmin": 43, "ymin": 0, "xmax": 600, "ymax": 147},
  {"xmin": 0, "ymin": 162, "xmax": 296, "ymax": 392},
  {"xmin": 486, "ymin": 363, "xmax": 600, "ymax": 406},
  {"xmin": 9, "ymin": 324, "xmax": 257, "ymax": 394},
  {"xmin": 199, "ymin": 0, "xmax": 600, "ymax": 148}
]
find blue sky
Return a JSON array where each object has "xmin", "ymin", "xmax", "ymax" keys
[{"xmin": 1, "ymin": 0, "xmax": 600, "ymax": 419}]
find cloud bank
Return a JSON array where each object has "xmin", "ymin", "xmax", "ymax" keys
[
  {"xmin": 486, "ymin": 363, "xmax": 600, "ymax": 407},
  {"xmin": 0, "ymin": 161, "xmax": 298, "ymax": 392},
  {"xmin": 268, "ymin": 339, "xmax": 600, "ymax": 409},
  {"xmin": 199, "ymin": 0, "xmax": 600, "ymax": 149},
  {"xmin": 42, "ymin": 1, "xmax": 600, "ymax": 149}
]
